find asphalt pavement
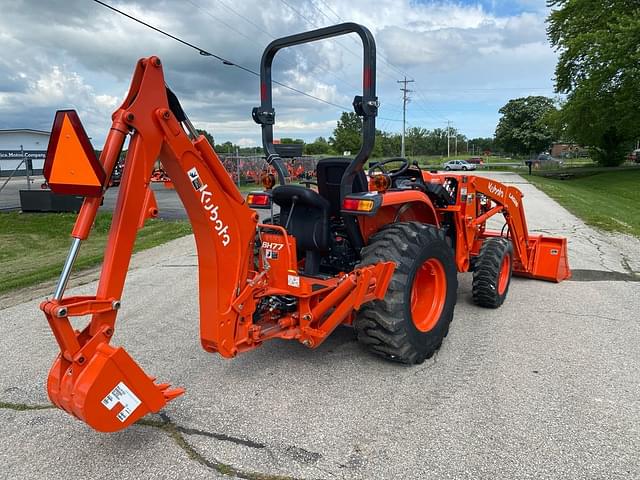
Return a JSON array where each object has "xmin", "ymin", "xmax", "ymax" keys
[{"xmin": 1, "ymin": 171, "xmax": 639, "ymax": 479}]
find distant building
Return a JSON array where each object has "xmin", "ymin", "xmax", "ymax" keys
[
  {"xmin": 0, "ymin": 129, "xmax": 50, "ymax": 176},
  {"xmin": 550, "ymin": 142, "xmax": 586, "ymax": 158}
]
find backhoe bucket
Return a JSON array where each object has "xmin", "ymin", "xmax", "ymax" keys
[
  {"xmin": 518, "ymin": 235, "xmax": 571, "ymax": 282},
  {"xmin": 47, "ymin": 343, "xmax": 184, "ymax": 432}
]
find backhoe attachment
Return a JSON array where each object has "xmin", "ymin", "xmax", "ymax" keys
[
  {"xmin": 40, "ymin": 56, "xmax": 259, "ymax": 431},
  {"xmin": 40, "ymin": 53, "xmax": 393, "ymax": 432}
]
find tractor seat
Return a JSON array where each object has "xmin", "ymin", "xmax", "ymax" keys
[
  {"xmin": 315, "ymin": 157, "xmax": 368, "ymax": 217},
  {"xmin": 272, "ymin": 185, "xmax": 331, "ymax": 254}
]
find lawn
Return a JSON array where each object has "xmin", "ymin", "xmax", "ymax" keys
[
  {"xmin": 0, "ymin": 212, "xmax": 192, "ymax": 293},
  {"xmin": 527, "ymin": 169, "xmax": 640, "ymax": 238}
]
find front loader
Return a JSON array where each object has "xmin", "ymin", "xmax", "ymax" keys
[{"xmin": 40, "ymin": 23, "xmax": 570, "ymax": 433}]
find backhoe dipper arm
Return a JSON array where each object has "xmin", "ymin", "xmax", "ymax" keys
[{"xmin": 40, "ymin": 56, "xmax": 258, "ymax": 432}]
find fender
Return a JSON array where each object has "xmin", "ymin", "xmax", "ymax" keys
[{"xmin": 358, "ymin": 189, "xmax": 440, "ymax": 243}]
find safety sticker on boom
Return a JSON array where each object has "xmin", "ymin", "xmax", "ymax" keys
[
  {"xmin": 187, "ymin": 166, "xmax": 232, "ymax": 247},
  {"xmin": 101, "ymin": 381, "xmax": 142, "ymax": 422}
]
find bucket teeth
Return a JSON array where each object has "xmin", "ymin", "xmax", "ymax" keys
[
  {"xmin": 163, "ymin": 387, "xmax": 186, "ymax": 401},
  {"xmin": 155, "ymin": 381, "xmax": 185, "ymax": 401}
]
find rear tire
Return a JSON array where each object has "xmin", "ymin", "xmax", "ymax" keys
[
  {"xmin": 472, "ymin": 237, "xmax": 513, "ymax": 308},
  {"xmin": 355, "ymin": 222, "xmax": 458, "ymax": 364}
]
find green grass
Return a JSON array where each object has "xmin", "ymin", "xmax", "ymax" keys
[
  {"xmin": 0, "ymin": 212, "xmax": 192, "ymax": 293},
  {"xmin": 526, "ymin": 169, "xmax": 640, "ymax": 238}
]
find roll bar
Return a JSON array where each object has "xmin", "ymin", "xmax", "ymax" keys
[{"xmin": 252, "ymin": 22, "xmax": 378, "ymax": 196}]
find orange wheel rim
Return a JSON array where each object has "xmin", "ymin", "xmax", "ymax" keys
[
  {"xmin": 498, "ymin": 254, "xmax": 511, "ymax": 295},
  {"xmin": 410, "ymin": 258, "xmax": 447, "ymax": 332}
]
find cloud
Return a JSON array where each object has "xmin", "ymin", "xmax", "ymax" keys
[{"xmin": 0, "ymin": 0, "xmax": 558, "ymax": 145}]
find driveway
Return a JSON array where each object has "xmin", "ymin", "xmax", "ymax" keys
[{"xmin": 1, "ymin": 171, "xmax": 638, "ymax": 479}]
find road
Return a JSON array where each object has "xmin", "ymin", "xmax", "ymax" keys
[
  {"xmin": 1, "ymin": 175, "xmax": 264, "ymax": 220},
  {"xmin": 1, "ymin": 171, "xmax": 639, "ymax": 479}
]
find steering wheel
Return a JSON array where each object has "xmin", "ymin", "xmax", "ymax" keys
[{"xmin": 367, "ymin": 157, "xmax": 410, "ymax": 178}]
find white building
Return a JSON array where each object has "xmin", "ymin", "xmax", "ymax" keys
[{"xmin": 0, "ymin": 129, "xmax": 50, "ymax": 176}]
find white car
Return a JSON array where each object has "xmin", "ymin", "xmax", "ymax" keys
[{"xmin": 443, "ymin": 159, "xmax": 476, "ymax": 171}]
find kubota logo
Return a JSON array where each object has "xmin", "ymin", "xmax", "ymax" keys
[
  {"xmin": 488, "ymin": 182, "xmax": 504, "ymax": 198},
  {"xmin": 508, "ymin": 192, "xmax": 519, "ymax": 208},
  {"xmin": 188, "ymin": 167, "xmax": 231, "ymax": 247}
]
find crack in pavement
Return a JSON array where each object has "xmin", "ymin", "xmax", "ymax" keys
[
  {"xmin": 583, "ymin": 233, "xmax": 616, "ymax": 272},
  {"xmin": 145, "ymin": 412, "xmax": 305, "ymax": 480},
  {"xmin": 0, "ymin": 401, "xmax": 56, "ymax": 411},
  {"xmin": 0, "ymin": 401, "xmax": 317, "ymax": 480},
  {"xmin": 620, "ymin": 253, "xmax": 638, "ymax": 276}
]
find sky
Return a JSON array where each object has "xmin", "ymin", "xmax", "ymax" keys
[{"xmin": 0, "ymin": 0, "xmax": 559, "ymax": 148}]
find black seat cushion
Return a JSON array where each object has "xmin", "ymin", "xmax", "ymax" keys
[
  {"xmin": 315, "ymin": 158, "xmax": 368, "ymax": 217},
  {"xmin": 272, "ymin": 185, "xmax": 331, "ymax": 252}
]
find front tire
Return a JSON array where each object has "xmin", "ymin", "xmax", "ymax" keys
[
  {"xmin": 472, "ymin": 237, "xmax": 513, "ymax": 308},
  {"xmin": 355, "ymin": 222, "xmax": 458, "ymax": 364}
]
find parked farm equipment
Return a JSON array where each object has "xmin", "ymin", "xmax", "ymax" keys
[{"xmin": 40, "ymin": 23, "xmax": 570, "ymax": 432}]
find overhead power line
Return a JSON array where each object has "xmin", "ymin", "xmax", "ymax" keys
[{"xmin": 92, "ymin": 0, "xmax": 400, "ymax": 118}]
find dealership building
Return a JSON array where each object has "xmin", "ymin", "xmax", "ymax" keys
[{"xmin": 0, "ymin": 129, "xmax": 50, "ymax": 176}]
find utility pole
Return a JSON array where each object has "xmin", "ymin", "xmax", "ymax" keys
[
  {"xmin": 446, "ymin": 120, "xmax": 452, "ymax": 158},
  {"xmin": 397, "ymin": 77, "xmax": 414, "ymax": 157}
]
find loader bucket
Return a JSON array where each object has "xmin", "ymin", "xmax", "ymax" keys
[
  {"xmin": 518, "ymin": 234, "xmax": 571, "ymax": 282},
  {"xmin": 47, "ymin": 343, "xmax": 184, "ymax": 432}
]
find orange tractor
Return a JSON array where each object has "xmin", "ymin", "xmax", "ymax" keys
[{"xmin": 40, "ymin": 23, "xmax": 570, "ymax": 432}]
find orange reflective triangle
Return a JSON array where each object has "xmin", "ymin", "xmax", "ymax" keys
[{"xmin": 44, "ymin": 110, "xmax": 105, "ymax": 196}]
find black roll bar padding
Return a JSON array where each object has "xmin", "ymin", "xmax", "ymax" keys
[{"xmin": 253, "ymin": 22, "xmax": 377, "ymax": 198}]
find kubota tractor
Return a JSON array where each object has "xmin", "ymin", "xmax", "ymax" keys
[{"xmin": 40, "ymin": 23, "xmax": 570, "ymax": 433}]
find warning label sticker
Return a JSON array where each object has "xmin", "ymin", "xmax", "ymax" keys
[{"xmin": 101, "ymin": 381, "xmax": 142, "ymax": 422}]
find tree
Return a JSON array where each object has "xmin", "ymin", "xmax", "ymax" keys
[
  {"xmin": 494, "ymin": 96, "xmax": 556, "ymax": 156},
  {"xmin": 468, "ymin": 137, "xmax": 495, "ymax": 155},
  {"xmin": 215, "ymin": 140, "xmax": 235, "ymax": 154},
  {"xmin": 279, "ymin": 138, "xmax": 304, "ymax": 144},
  {"xmin": 547, "ymin": 0, "xmax": 640, "ymax": 165},
  {"xmin": 305, "ymin": 137, "xmax": 330, "ymax": 155},
  {"xmin": 196, "ymin": 129, "xmax": 215, "ymax": 147},
  {"xmin": 330, "ymin": 112, "xmax": 362, "ymax": 155},
  {"xmin": 426, "ymin": 128, "xmax": 449, "ymax": 156}
]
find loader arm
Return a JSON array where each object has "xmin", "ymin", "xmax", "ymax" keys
[
  {"xmin": 457, "ymin": 175, "xmax": 570, "ymax": 282},
  {"xmin": 469, "ymin": 176, "xmax": 532, "ymax": 269},
  {"xmin": 40, "ymin": 56, "xmax": 258, "ymax": 431}
]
